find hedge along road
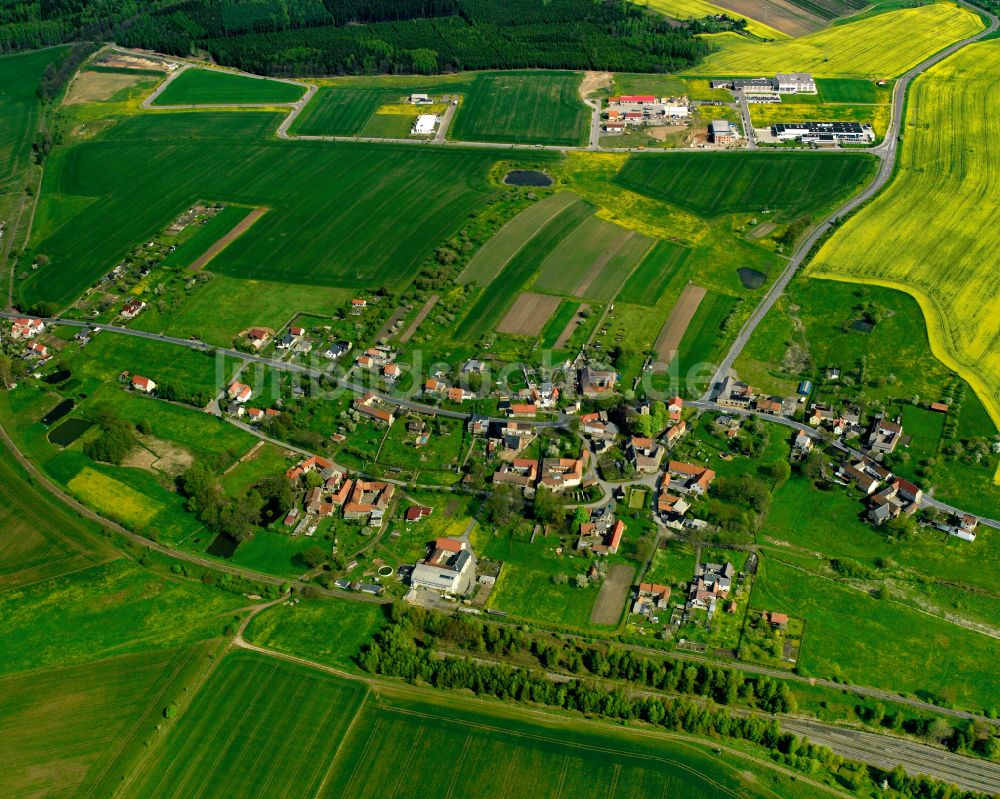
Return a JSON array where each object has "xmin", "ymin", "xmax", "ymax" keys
[{"xmin": 702, "ymin": 0, "xmax": 999, "ymax": 401}]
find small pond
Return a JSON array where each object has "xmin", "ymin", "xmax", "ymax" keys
[
  {"xmin": 851, "ymin": 318, "xmax": 875, "ymax": 333},
  {"xmin": 41, "ymin": 398, "xmax": 74, "ymax": 426},
  {"xmin": 48, "ymin": 417, "xmax": 93, "ymax": 447},
  {"xmin": 206, "ymin": 532, "xmax": 239, "ymax": 558},
  {"xmin": 503, "ymin": 169, "xmax": 553, "ymax": 187},
  {"xmin": 42, "ymin": 369, "xmax": 71, "ymax": 385},
  {"xmin": 737, "ymin": 267, "xmax": 767, "ymax": 290}
]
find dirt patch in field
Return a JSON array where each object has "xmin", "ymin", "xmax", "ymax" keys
[
  {"xmin": 580, "ymin": 71, "xmax": 613, "ymax": 99},
  {"xmin": 497, "ymin": 292, "xmax": 562, "ymax": 337},
  {"xmin": 746, "ymin": 221, "xmax": 777, "ymax": 240},
  {"xmin": 648, "ymin": 124, "xmax": 687, "ymax": 141},
  {"xmin": 710, "ymin": 0, "xmax": 824, "ymax": 35},
  {"xmin": 399, "ymin": 294, "xmax": 439, "ymax": 343},
  {"xmin": 222, "ymin": 441, "xmax": 263, "ymax": 476},
  {"xmin": 100, "ymin": 54, "xmax": 173, "ymax": 72},
  {"xmin": 654, "ymin": 283, "xmax": 707, "ymax": 362},
  {"xmin": 554, "ymin": 303, "xmax": 590, "ymax": 349},
  {"xmin": 189, "ymin": 207, "xmax": 268, "ymax": 271},
  {"xmin": 65, "ymin": 71, "xmax": 146, "ymax": 104},
  {"xmin": 590, "ymin": 563, "xmax": 634, "ymax": 626},
  {"xmin": 123, "ymin": 435, "xmax": 194, "ymax": 477}
]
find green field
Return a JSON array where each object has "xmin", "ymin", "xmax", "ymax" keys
[
  {"xmin": 0, "ymin": 558, "xmax": 245, "ymax": 675},
  {"xmin": 0, "ymin": 48, "xmax": 67, "ymax": 181},
  {"xmin": 22, "ymin": 112, "xmax": 520, "ymax": 309},
  {"xmin": 458, "ymin": 192, "xmax": 580, "ymax": 287},
  {"xmin": 245, "ymin": 595, "xmax": 389, "ymax": 670},
  {"xmin": 127, "ymin": 651, "xmax": 368, "ymax": 798},
  {"xmin": 0, "ymin": 644, "xmax": 217, "ymax": 799},
  {"xmin": 152, "ymin": 68, "xmax": 305, "ymax": 105},
  {"xmin": 161, "ymin": 204, "xmax": 255, "ymax": 267},
  {"xmin": 451, "ymin": 71, "xmax": 589, "ymax": 146},
  {"xmin": 808, "ymin": 40, "xmax": 1000, "ymax": 437},
  {"xmin": 671, "ymin": 289, "xmax": 739, "ymax": 379},
  {"xmin": 459, "ymin": 198, "xmax": 596, "ymax": 341},
  {"xmin": 532, "ymin": 215, "xmax": 654, "ymax": 302},
  {"xmin": 617, "ymin": 240, "xmax": 691, "ymax": 307},
  {"xmin": 751, "ymin": 556, "xmax": 998, "ymax": 712},
  {"xmin": 686, "ymin": 4, "xmax": 983, "ymax": 78},
  {"xmin": 616, "ymin": 152, "xmax": 876, "ymax": 220},
  {"xmin": 290, "ymin": 87, "xmax": 385, "ymax": 135},
  {"xmin": 541, "ymin": 299, "xmax": 582, "ymax": 348}
]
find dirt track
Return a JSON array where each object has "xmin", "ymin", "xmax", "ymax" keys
[
  {"xmin": 497, "ymin": 292, "xmax": 561, "ymax": 336},
  {"xmin": 591, "ymin": 563, "xmax": 634, "ymax": 625},
  {"xmin": 189, "ymin": 207, "xmax": 268, "ymax": 270},
  {"xmin": 654, "ymin": 283, "xmax": 706, "ymax": 362},
  {"xmin": 553, "ymin": 303, "xmax": 589, "ymax": 349},
  {"xmin": 400, "ymin": 294, "xmax": 439, "ymax": 343}
]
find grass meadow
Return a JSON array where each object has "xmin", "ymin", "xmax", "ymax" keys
[
  {"xmin": 750, "ymin": 557, "xmax": 998, "ymax": 712},
  {"xmin": 451, "ymin": 71, "xmax": 590, "ymax": 146},
  {"xmin": 616, "ymin": 152, "xmax": 875, "ymax": 220},
  {"xmin": 0, "ymin": 644, "xmax": 217, "ymax": 799},
  {"xmin": 685, "ymin": 4, "xmax": 983, "ymax": 77},
  {"xmin": 127, "ymin": 651, "xmax": 368, "ymax": 799},
  {"xmin": 809, "ymin": 40, "xmax": 1000, "ymax": 436},
  {"xmin": 0, "ymin": 558, "xmax": 244, "ymax": 675},
  {"xmin": 617, "ymin": 240, "xmax": 690, "ymax": 306},
  {"xmin": 245, "ymin": 596, "xmax": 390, "ymax": 671},
  {"xmin": 22, "ymin": 112, "xmax": 525, "ymax": 308},
  {"xmin": 152, "ymin": 68, "xmax": 305, "ymax": 105},
  {"xmin": 0, "ymin": 48, "xmax": 67, "ymax": 182},
  {"xmin": 290, "ymin": 87, "xmax": 385, "ymax": 135}
]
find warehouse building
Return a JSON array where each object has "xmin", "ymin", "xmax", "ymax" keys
[
  {"xmin": 770, "ymin": 121, "xmax": 874, "ymax": 144},
  {"xmin": 412, "ymin": 114, "xmax": 438, "ymax": 135},
  {"xmin": 775, "ymin": 72, "xmax": 816, "ymax": 93},
  {"xmin": 711, "ymin": 119, "xmax": 739, "ymax": 145}
]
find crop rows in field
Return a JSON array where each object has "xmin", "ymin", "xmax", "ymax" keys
[
  {"xmin": 532, "ymin": 215, "xmax": 654, "ymax": 302},
  {"xmin": 617, "ymin": 240, "xmax": 691, "ymax": 306},
  {"xmin": 685, "ymin": 4, "xmax": 983, "ymax": 77},
  {"xmin": 22, "ymin": 113, "xmax": 516, "ymax": 308},
  {"xmin": 616, "ymin": 151, "xmax": 875, "ymax": 220},
  {"xmin": 152, "ymin": 67, "xmax": 305, "ymax": 105},
  {"xmin": 451, "ymin": 71, "xmax": 590, "ymax": 146},
  {"xmin": 290, "ymin": 87, "xmax": 385, "ymax": 135},
  {"xmin": 128, "ymin": 651, "xmax": 367, "ymax": 798},
  {"xmin": 459, "ymin": 199, "xmax": 595, "ymax": 341},
  {"xmin": 808, "ymin": 40, "xmax": 1000, "ymax": 433},
  {"xmin": 0, "ymin": 646, "xmax": 210, "ymax": 799}
]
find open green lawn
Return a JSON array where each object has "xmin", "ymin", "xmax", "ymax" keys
[
  {"xmin": 0, "ymin": 47, "xmax": 67, "ymax": 181},
  {"xmin": 127, "ymin": 650, "xmax": 368, "ymax": 799},
  {"xmin": 245, "ymin": 596, "xmax": 389, "ymax": 671},
  {"xmin": 615, "ymin": 152, "xmax": 876, "ymax": 221},
  {"xmin": 0, "ymin": 558, "xmax": 245, "ymax": 675},
  {"xmin": 22, "ymin": 111, "xmax": 534, "ymax": 309},
  {"xmin": 617, "ymin": 240, "xmax": 690, "ymax": 307},
  {"xmin": 816, "ymin": 77, "xmax": 894, "ymax": 103},
  {"xmin": 644, "ymin": 542, "xmax": 696, "ymax": 589},
  {"xmin": 290, "ymin": 87, "xmax": 385, "ymax": 135},
  {"xmin": 451, "ymin": 71, "xmax": 589, "ymax": 146},
  {"xmin": 225, "ymin": 531, "xmax": 327, "ymax": 577},
  {"xmin": 751, "ymin": 557, "xmax": 998, "ymax": 713},
  {"xmin": 152, "ymin": 68, "xmax": 305, "ymax": 105},
  {"xmin": 0, "ymin": 644, "xmax": 217, "ymax": 799},
  {"xmin": 531, "ymin": 214, "xmax": 654, "ymax": 302}
]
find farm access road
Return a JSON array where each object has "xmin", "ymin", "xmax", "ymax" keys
[{"xmin": 702, "ymin": 0, "xmax": 999, "ymax": 402}]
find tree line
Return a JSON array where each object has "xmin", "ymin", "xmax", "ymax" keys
[{"xmin": 359, "ymin": 605, "xmax": 991, "ymax": 799}]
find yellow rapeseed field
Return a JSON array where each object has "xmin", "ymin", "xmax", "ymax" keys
[
  {"xmin": 68, "ymin": 468, "xmax": 162, "ymax": 527},
  {"xmin": 644, "ymin": 0, "xmax": 790, "ymax": 40},
  {"xmin": 809, "ymin": 40, "xmax": 1000, "ymax": 441},
  {"xmin": 687, "ymin": 4, "xmax": 983, "ymax": 77}
]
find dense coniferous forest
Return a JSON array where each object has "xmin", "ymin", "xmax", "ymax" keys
[{"xmin": 0, "ymin": 0, "xmax": 711, "ymax": 75}]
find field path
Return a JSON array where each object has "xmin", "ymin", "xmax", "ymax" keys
[
  {"xmin": 654, "ymin": 283, "xmax": 706, "ymax": 362},
  {"xmin": 188, "ymin": 207, "xmax": 268, "ymax": 270},
  {"xmin": 703, "ymin": 0, "xmax": 999, "ymax": 401},
  {"xmin": 399, "ymin": 294, "xmax": 439, "ymax": 343}
]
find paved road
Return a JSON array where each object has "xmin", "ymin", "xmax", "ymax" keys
[
  {"xmin": 703, "ymin": 1, "xmax": 998, "ymax": 402},
  {"xmin": 0, "ymin": 312, "xmax": 564, "ymax": 429},
  {"xmin": 688, "ymin": 399, "xmax": 1000, "ymax": 530},
  {"xmin": 584, "ymin": 97, "xmax": 602, "ymax": 149}
]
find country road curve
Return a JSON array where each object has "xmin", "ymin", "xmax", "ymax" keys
[{"xmin": 702, "ymin": 0, "xmax": 999, "ymax": 401}]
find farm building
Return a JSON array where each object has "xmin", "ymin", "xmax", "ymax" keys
[
  {"xmin": 131, "ymin": 375, "xmax": 156, "ymax": 393},
  {"xmin": 227, "ymin": 381, "xmax": 252, "ymax": 403},
  {"xmin": 710, "ymin": 120, "xmax": 738, "ymax": 145},
  {"xmin": 775, "ymin": 72, "xmax": 816, "ymax": 93},
  {"xmin": 412, "ymin": 114, "xmax": 438, "ymax": 135},
  {"xmin": 409, "ymin": 93, "xmax": 432, "ymax": 105},
  {"xmin": 11, "ymin": 317, "xmax": 44, "ymax": 339}
]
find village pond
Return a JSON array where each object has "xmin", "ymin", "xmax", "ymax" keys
[{"xmin": 503, "ymin": 169, "xmax": 554, "ymax": 187}]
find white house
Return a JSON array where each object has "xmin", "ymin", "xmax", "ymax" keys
[
  {"xmin": 775, "ymin": 72, "xmax": 816, "ymax": 93},
  {"xmin": 412, "ymin": 114, "xmax": 438, "ymax": 135},
  {"xmin": 131, "ymin": 375, "xmax": 156, "ymax": 394},
  {"xmin": 410, "ymin": 538, "xmax": 476, "ymax": 594}
]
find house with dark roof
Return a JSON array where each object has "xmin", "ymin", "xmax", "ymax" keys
[
  {"xmin": 493, "ymin": 458, "xmax": 538, "ymax": 491},
  {"xmin": 867, "ymin": 414, "xmax": 903, "ymax": 454},
  {"xmin": 627, "ymin": 436, "xmax": 664, "ymax": 473},
  {"xmin": 667, "ymin": 461, "xmax": 715, "ymax": 495}
]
